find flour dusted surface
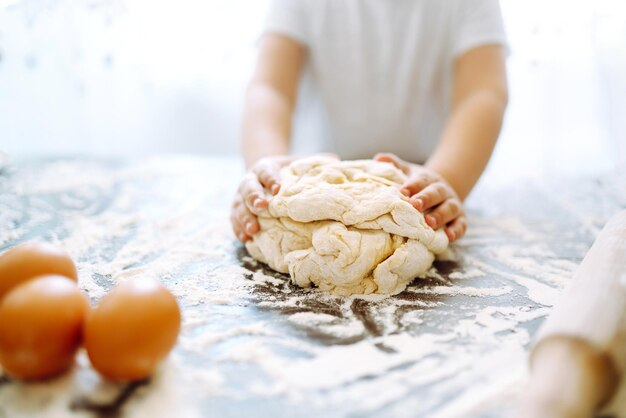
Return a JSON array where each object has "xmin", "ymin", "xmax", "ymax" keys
[
  {"xmin": 246, "ymin": 156, "xmax": 448, "ymax": 295},
  {"xmin": 1, "ymin": 156, "xmax": 625, "ymax": 418}
]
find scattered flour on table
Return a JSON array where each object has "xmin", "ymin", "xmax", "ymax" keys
[
  {"xmin": 408, "ymin": 285, "xmax": 512, "ymax": 297},
  {"xmin": 448, "ymin": 267, "xmax": 486, "ymax": 280},
  {"xmin": 288, "ymin": 312, "xmax": 338, "ymax": 325},
  {"xmin": 2, "ymin": 157, "xmax": 619, "ymax": 417}
]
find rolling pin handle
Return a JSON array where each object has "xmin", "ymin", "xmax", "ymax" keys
[{"xmin": 516, "ymin": 335, "xmax": 620, "ymax": 418}]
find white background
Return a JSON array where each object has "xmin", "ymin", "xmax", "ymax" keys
[{"xmin": 0, "ymin": 0, "xmax": 625, "ymax": 178}]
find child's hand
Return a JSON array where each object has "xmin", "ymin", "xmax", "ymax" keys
[
  {"xmin": 231, "ymin": 153, "xmax": 339, "ymax": 242},
  {"xmin": 231, "ymin": 155, "xmax": 294, "ymax": 242},
  {"xmin": 374, "ymin": 153, "xmax": 467, "ymax": 242}
]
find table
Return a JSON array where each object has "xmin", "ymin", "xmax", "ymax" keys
[{"xmin": 0, "ymin": 156, "xmax": 624, "ymax": 418}]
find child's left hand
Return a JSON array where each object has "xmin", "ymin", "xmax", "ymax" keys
[{"xmin": 374, "ymin": 153, "xmax": 467, "ymax": 243}]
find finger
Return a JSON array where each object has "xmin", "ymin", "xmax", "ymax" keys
[
  {"xmin": 230, "ymin": 211, "xmax": 249, "ymax": 242},
  {"xmin": 402, "ymin": 172, "xmax": 441, "ymax": 202},
  {"xmin": 411, "ymin": 182, "xmax": 452, "ymax": 214},
  {"xmin": 231, "ymin": 199, "xmax": 250, "ymax": 242},
  {"xmin": 231, "ymin": 220, "xmax": 247, "ymax": 242},
  {"xmin": 240, "ymin": 212, "xmax": 260, "ymax": 237},
  {"xmin": 373, "ymin": 153, "xmax": 411, "ymax": 175},
  {"xmin": 256, "ymin": 164, "xmax": 282, "ymax": 196},
  {"xmin": 445, "ymin": 216, "xmax": 468, "ymax": 243},
  {"xmin": 235, "ymin": 200, "xmax": 260, "ymax": 237},
  {"xmin": 239, "ymin": 174, "xmax": 269, "ymax": 213},
  {"xmin": 232, "ymin": 214, "xmax": 254, "ymax": 242},
  {"xmin": 424, "ymin": 198, "xmax": 462, "ymax": 230}
]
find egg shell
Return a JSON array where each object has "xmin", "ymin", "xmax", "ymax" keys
[
  {"xmin": 0, "ymin": 242, "xmax": 78, "ymax": 301},
  {"xmin": 84, "ymin": 278, "xmax": 181, "ymax": 382},
  {"xmin": 0, "ymin": 275, "xmax": 90, "ymax": 380}
]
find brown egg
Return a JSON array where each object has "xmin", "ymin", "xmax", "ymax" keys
[
  {"xmin": 84, "ymin": 278, "xmax": 181, "ymax": 382},
  {"xmin": 0, "ymin": 242, "xmax": 78, "ymax": 301},
  {"xmin": 0, "ymin": 275, "xmax": 90, "ymax": 380}
]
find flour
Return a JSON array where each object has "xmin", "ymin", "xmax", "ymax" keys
[
  {"xmin": 258, "ymin": 333, "xmax": 446, "ymax": 391},
  {"xmin": 427, "ymin": 350, "xmax": 527, "ymax": 418},
  {"xmin": 2, "ymin": 157, "xmax": 622, "ymax": 418},
  {"xmin": 250, "ymin": 270, "xmax": 286, "ymax": 287},
  {"xmin": 0, "ymin": 229, "xmax": 23, "ymax": 247},
  {"xmin": 470, "ymin": 259, "xmax": 561, "ymax": 306},
  {"xmin": 490, "ymin": 245, "xmax": 577, "ymax": 287},
  {"xmin": 181, "ymin": 324, "xmax": 271, "ymax": 353},
  {"xmin": 288, "ymin": 312, "xmax": 338, "ymax": 325},
  {"xmin": 448, "ymin": 267, "xmax": 486, "ymax": 280},
  {"xmin": 408, "ymin": 285, "xmax": 512, "ymax": 297}
]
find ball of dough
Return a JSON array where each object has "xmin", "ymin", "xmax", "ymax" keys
[{"xmin": 246, "ymin": 156, "xmax": 448, "ymax": 295}]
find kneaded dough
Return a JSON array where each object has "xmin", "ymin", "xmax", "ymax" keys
[{"xmin": 246, "ymin": 156, "xmax": 448, "ymax": 295}]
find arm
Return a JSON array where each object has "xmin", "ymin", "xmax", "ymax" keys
[
  {"xmin": 231, "ymin": 34, "xmax": 305, "ymax": 242},
  {"xmin": 425, "ymin": 44, "xmax": 508, "ymax": 200},
  {"xmin": 375, "ymin": 44, "xmax": 508, "ymax": 242},
  {"xmin": 241, "ymin": 33, "xmax": 305, "ymax": 168}
]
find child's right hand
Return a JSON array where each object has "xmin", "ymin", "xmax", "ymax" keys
[
  {"xmin": 231, "ymin": 155, "xmax": 294, "ymax": 243},
  {"xmin": 374, "ymin": 153, "xmax": 467, "ymax": 242}
]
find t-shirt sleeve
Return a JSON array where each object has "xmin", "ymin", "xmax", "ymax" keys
[
  {"xmin": 263, "ymin": 0, "xmax": 309, "ymax": 45},
  {"xmin": 452, "ymin": 0, "xmax": 509, "ymax": 58}
]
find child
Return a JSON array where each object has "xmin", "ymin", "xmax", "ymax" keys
[{"xmin": 231, "ymin": 0, "xmax": 508, "ymax": 244}]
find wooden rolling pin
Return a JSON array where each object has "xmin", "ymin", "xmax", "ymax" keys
[{"xmin": 516, "ymin": 210, "xmax": 626, "ymax": 418}]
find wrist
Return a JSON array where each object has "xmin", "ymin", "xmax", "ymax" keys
[
  {"xmin": 243, "ymin": 137, "xmax": 290, "ymax": 169},
  {"xmin": 423, "ymin": 161, "xmax": 466, "ymax": 200}
]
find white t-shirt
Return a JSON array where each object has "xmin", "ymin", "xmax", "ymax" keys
[{"xmin": 264, "ymin": 0, "xmax": 507, "ymax": 163}]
